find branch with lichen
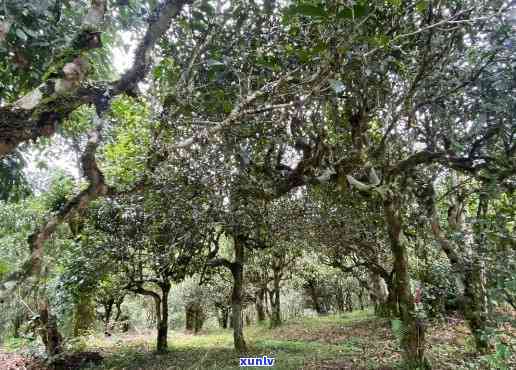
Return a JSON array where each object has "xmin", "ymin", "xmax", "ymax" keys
[{"xmin": 0, "ymin": 0, "xmax": 188, "ymax": 159}]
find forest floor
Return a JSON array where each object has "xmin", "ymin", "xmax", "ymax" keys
[{"xmin": 1, "ymin": 309, "xmax": 514, "ymax": 369}]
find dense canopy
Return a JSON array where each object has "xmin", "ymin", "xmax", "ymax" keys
[{"xmin": 0, "ymin": 0, "xmax": 515, "ymax": 369}]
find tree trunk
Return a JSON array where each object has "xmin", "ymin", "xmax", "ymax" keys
[
  {"xmin": 185, "ymin": 304, "xmax": 194, "ymax": 331},
  {"xmin": 377, "ymin": 287, "xmax": 399, "ymax": 317},
  {"xmin": 114, "ymin": 295, "xmax": 124, "ymax": 322},
  {"xmin": 194, "ymin": 309, "xmax": 205, "ymax": 334},
  {"xmin": 231, "ymin": 240, "xmax": 247, "ymax": 352},
  {"xmin": 385, "ymin": 199, "xmax": 430, "ymax": 369},
  {"xmin": 308, "ymin": 282, "xmax": 325, "ymax": 315},
  {"xmin": 358, "ymin": 288, "xmax": 365, "ymax": 311},
  {"xmin": 270, "ymin": 269, "xmax": 281, "ymax": 328},
  {"xmin": 464, "ymin": 194, "xmax": 490, "ymax": 352},
  {"xmin": 73, "ymin": 293, "xmax": 96, "ymax": 337},
  {"xmin": 345, "ymin": 289, "xmax": 353, "ymax": 312},
  {"xmin": 428, "ymin": 182, "xmax": 491, "ymax": 353},
  {"xmin": 38, "ymin": 301, "xmax": 62, "ymax": 357},
  {"xmin": 463, "ymin": 263, "xmax": 490, "ymax": 352},
  {"xmin": 218, "ymin": 306, "xmax": 229, "ymax": 328},
  {"xmin": 12, "ymin": 311, "xmax": 27, "ymax": 338},
  {"xmin": 336, "ymin": 285, "xmax": 345, "ymax": 313},
  {"xmin": 186, "ymin": 301, "xmax": 205, "ymax": 334},
  {"xmin": 255, "ymin": 288, "xmax": 266, "ymax": 322},
  {"xmin": 102, "ymin": 299, "xmax": 114, "ymax": 333},
  {"xmin": 157, "ymin": 283, "xmax": 170, "ymax": 353},
  {"xmin": 370, "ymin": 272, "xmax": 398, "ymax": 317}
]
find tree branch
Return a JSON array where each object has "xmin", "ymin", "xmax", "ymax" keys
[
  {"xmin": 0, "ymin": 115, "xmax": 111, "ymax": 300},
  {"xmin": 0, "ymin": 0, "xmax": 187, "ymax": 159}
]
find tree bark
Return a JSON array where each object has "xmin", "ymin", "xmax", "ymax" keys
[
  {"xmin": 217, "ymin": 306, "xmax": 230, "ymax": 328},
  {"xmin": 38, "ymin": 301, "xmax": 63, "ymax": 357},
  {"xmin": 194, "ymin": 310, "xmax": 205, "ymax": 334},
  {"xmin": 358, "ymin": 288, "xmax": 365, "ymax": 311},
  {"xmin": 464, "ymin": 194, "xmax": 490, "ymax": 352},
  {"xmin": 185, "ymin": 304, "xmax": 194, "ymax": 331},
  {"xmin": 307, "ymin": 281, "xmax": 325, "ymax": 315},
  {"xmin": 255, "ymin": 288, "xmax": 266, "ymax": 322},
  {"xmin": 231, "ymin": 239, "xmax": 247, "ymax": 353},
  {"xmin": 102, "ymin": 299, "xmax": 114, "ymax": 332},
  {"xmin": 114, "ymin": 298, "xmax": 123, "ymax": 322},
  {"xmin": 134, "ymin": 284, "xmax": 169, "ymax": 353},
  {"xmin": 336, "ymin": 285, "xmax": 345, "ymax": 313},
  {"xmin": 73, "ymin": 293, "xmax": 96, "ymax": 337},
  {"xmin": 186, "ymin": 301, "xmax": 205, "ymax": 334},
  {"xmin": 385, "ymin": 199, "xmax": 430, "ymax": 369},
  {"xmin": 428, "ymin": 182, "xmax": 490, "ymax": 352},
  {"xmin": 269, "ymin": 268, "xmax": 282, "ymax": 328},
  {"xmin": 157, "ymin": 282, "xmax": 170, "ymax": 352},
  {"xmin": 343, "ymin": 287, "xmax": 353, "ymax": 312}
]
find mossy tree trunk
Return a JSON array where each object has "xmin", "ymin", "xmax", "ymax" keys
[
  {"xmin": 428, "ymin": 181, "xmax": 491, "ymax": 353},
  {"xmin": 385, "ymin": 199, "xmax": 430, "ymax": 370},
  {"xmin": 464, "ymin": 194, "xmax": 491, "ymax": 352}
]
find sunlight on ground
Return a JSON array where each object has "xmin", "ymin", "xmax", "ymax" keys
[{"xmin": 75, "ymin": 309, "xmax": 498, "ymax": 370}]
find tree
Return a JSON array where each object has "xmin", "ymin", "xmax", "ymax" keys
[{"xmin": 85, "ymin": 171, "xmax": 212, "ymax": 352}]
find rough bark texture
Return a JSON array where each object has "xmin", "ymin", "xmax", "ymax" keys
[
  {"xmin": 102, "ymin": 299, "xmax": 114, "ymax": 333},
  {"xmin": 384, "ymin": 199, "xmax": 430, "ymax": 369}
]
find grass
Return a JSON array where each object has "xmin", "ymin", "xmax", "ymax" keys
[
  {"xmin": 86, "ymin": 310, "xmax": 378, "ymax": 370},
  {"xmin": 3, "ymin": 308, "xmax": 514, "ymax": 369}
]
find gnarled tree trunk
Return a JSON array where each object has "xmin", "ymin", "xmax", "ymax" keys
[
  {"xmin": 385, "ymin": 199, "xmax": 430, "ymax": 369},
  {"xmin": 428, "ymin": 182, "xmax": 491, "ymax": 352}
]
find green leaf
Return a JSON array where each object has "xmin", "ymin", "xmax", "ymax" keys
[
  {"xmin": 15, "ymin": 28, "xmax": 28, "ymax": 41},
  {"xmin": 290, "ymin": 4, "xmax": 327, "ymax": 18},
  {"xmin": 207, "ymin": 59, "xmax": 224, "ymax": 67},
  {"xmin": 388, "ymin": 0, "xmax": 402, "ymax": 7},
  {"xmin": 416, "ymin": 0, "xmax": 428, "ymax": 14},
  {"xmin": 337, "ymin": 5, "xmax": 367, "ymax": 19}
]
